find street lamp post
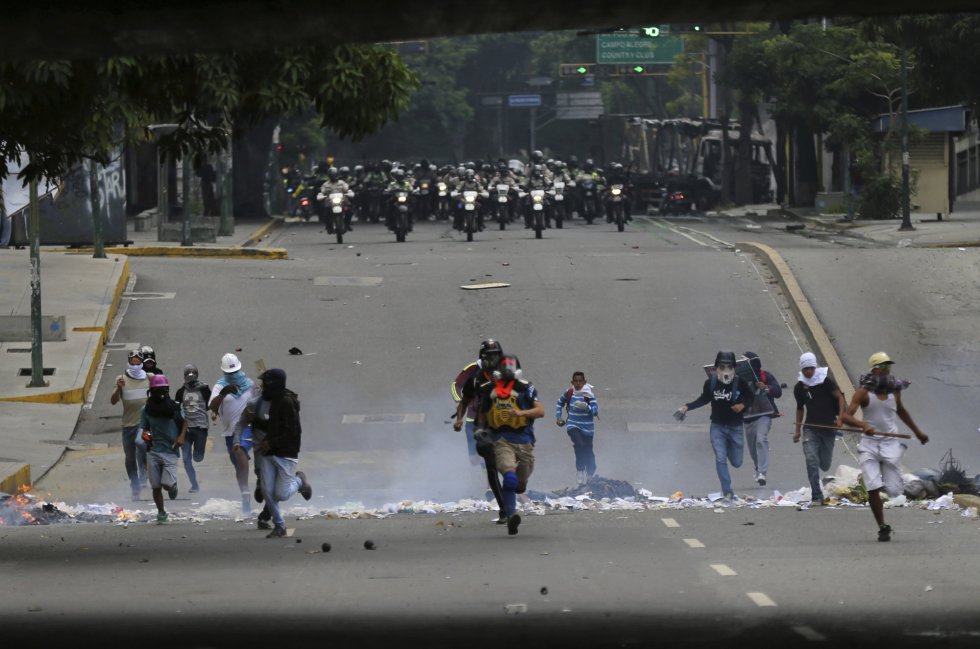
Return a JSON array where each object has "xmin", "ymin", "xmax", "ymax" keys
[
  {"xmin": 899, "ymin": 46, "xmax": 914, "ymax": 231},
  {"xmin": 28, "ymin": 177, "xmax": 46, "ymax": 387}
]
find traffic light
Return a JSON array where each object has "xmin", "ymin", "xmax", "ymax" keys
[
  {"xmin": 613, "ymin": 64, "xmax": 653, "ymax": 76},
  {"xmin": 559, "ymin": 63, "xmax": 595, "ymax": 77}
]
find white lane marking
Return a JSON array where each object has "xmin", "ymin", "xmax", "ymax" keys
[
  {"xmin": 661, "ymin": 518, "xmax": 679, "ymax": 528},
  {"xmin": 683, "ymin": 538, "xmax": 705, "ymax": 548},
  {"xmin": 314, "ymin": 276, "xmax": 384, "ymax": 286},
  {"xmin": 792, "ymin": 626, "xmax": 827, "ymax": 641},
  {"xmin": 747, "ymin": 592, "xmax": 778, "ymax": 607},
  {"xmin": 627, "ymin": 422, "xmax": 704, "ymax": 433},
  {"xmin": 342, "ymin": 413, "xmax": 426, "ymax": 424},
  {"xmin": 710, "ymin": 564, "xmax": 737, "ymax": 576},
  {"xmin": 677, "ymin": 226, "xmax": 734, "ymax": 248},
  {"xmin": 655, "ymin": 220, "xmax": 712, "ymax": 247}
]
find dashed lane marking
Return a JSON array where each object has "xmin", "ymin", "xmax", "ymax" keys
[
  {"xmin": 710, "ymin": 564, "xmax": 737, "ymax": 576},
  {"xmin": 747, "ymin": 592, "xmax": 778, "ymax": 607},
  {"xmin": 121, "ymin": 292, "xmax": 176, "ymax": 300},
  {"xmin": 683, "ymin": 538, "xmax": 705, "ymax": 548},
  {"xmin": 661, "ymin": 518, "xmax": 679, "ymax": 528},
  {"xmin": 792, "ymin": 626, "xmax": 827, "ymax": 642}
]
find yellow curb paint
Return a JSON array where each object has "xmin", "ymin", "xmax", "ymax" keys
[
  {"xmin": 0, "ymin": 464, "xmax": 31, "ymax": 494},
  {"xmin": 661, "ymin": 518, "xmax": 680, "ymax": 528},
  {"xmin": 737, "ymin": 242, "xmax": 854, "ymax": 395},
  {"xmin": 710, "ymin": 564, "xmax": 737, "ymax": 576},
  {"xmin": 747, "ymin": 592, "xmax": 777, "ymax": 607},
  {"xmin": 241, "ymin": 218, "xmax": 282, "ymax": 247},
  {"xmin": 683, "ymin": 538, "xmax": 705, "ymax": 548}
]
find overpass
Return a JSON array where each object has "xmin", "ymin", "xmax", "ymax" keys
[{"xmin": 3, "ymin": 1, "xmax": 978, "ymax": 60}]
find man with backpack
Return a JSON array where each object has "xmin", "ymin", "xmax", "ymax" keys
[
  {"xmin": 675, "ymin": 351, "xmax": 752, "ymax": 502},
  {"xmin": 556, "ymin": 371, "xmax": 600, "ymax": 485}
]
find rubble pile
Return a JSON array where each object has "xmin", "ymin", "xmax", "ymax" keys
[{"xmin": 554, "ymin": 476, "xmax": 638, "ymax": 500}]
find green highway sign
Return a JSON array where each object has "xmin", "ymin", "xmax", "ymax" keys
[{"xmin": 596, "ymin": 33, "xmax": 685, "ymax": 65}]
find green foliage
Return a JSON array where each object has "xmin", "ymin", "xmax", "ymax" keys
[{"xmin": 858, "ymin": 172, "xmax": 903, "ymax": 219}]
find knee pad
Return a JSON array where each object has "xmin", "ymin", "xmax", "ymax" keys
[{"xmin": 502, "ymin": 471, "xmax": 518, "ymax": 491}]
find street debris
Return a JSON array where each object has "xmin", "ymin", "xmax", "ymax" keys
[
  {"xmin": 288, "ymin": 347, "xmax": 303, "ymax": 355},
  {"xmin": 554, "ymin": 476, "xmax": 637, "ymax": 500},
  {"xmin": 504, "ymin": 603, "xmax": 527, "ymax": 615},
  {"xmin": 321, "ymin": 542, "xmax": 331, "ymax": 552},
  {"xmin": 460, "ymin": 282, "xmax": 510, "ymax": 290},
  {"xmin": 363, "ymin": 540, "xmax": 376, "ymax": 550}
]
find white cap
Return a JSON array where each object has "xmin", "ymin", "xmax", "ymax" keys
[{"xmin": 220, "ymin": 353, "xmax": 242, "ymax": 373}]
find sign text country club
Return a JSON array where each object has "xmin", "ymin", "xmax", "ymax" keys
[{"xmin": 596, "ymin": 34, "xmax": 684, "ymax": 65}]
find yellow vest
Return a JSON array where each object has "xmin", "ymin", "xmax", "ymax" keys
[{"xmin": 486, "ymin": 392, "xmax": 528, "ymax": 431}]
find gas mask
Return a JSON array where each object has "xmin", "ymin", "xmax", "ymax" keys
[
  {"xmin": 493, "ymin": 357, "xmax": 521, "ymax": 382},
  {"xmin": 716, "ymin": 362, "xmax": 735, "ymax": 385}
]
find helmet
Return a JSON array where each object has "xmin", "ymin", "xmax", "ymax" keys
[
  {"xmin": 545, "ymin": 158, "xmax": 555, "ymax": 170},
  {"xmin": 127, "ymin": 348, "xmax": 144, "ymax": 362},
  {"xmin": 583, "ymin": 159, "xmax": 594, "ymax": 172},
  {"xmin": 339, "ymin": 166, "xmax": 350, "ymax": 176},
  {"xmin": 353, "ymin": 164, "xmax": 364, "ymax": 175},
  {"xmin": 148, "ymin": 374, "xmax": 169, "ymax": 389},
  {"xmin": 531, "ymin": 150, "xmax": 544, "ymax": 164},
  {"xmin": 568, "ymin": 155, "xmax": 579, "ymax": 167},
  {"xmin": 478, "ymin": 339, "xmax": 504, "ymax": 368},
  {"xmin": 220, "ymin": 353, "xmax": 242, "ymax": 373},
  {"xmin": 183, "ymin": 364, "xmax": 199, "ymax": 381},
  {"xmin": 868, "ymin": 351, "xmax": 894, "ymax": 369},
  {"xmin": 714, "ymin": 351, "xmax": 737, "ymax": 385},
  {"xmin": 392, "ymin": 168, "xmax": 405, "ymax": 181},
  {"xmin": 327, "ymin": 166, "xmax": 339, "ymax": 180},
  {"xmin": 465, "ymin": 169, "xmax": 475, "ymax": 180},
  {"xmin": 139, "ymin": 345, "xmax": 155, "ymax": 361},
  {"xmin": 456, "ymin": 166, "xmax": 465, "ymax": 176},
  {"xmin": 381, "ymin": 159, "xmax": 392, "ymax": 172},
  {"xmin": 464, "ymin": 161, "xmax": 476, "ymax": 171}
]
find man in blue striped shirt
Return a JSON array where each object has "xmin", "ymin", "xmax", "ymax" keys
[{"xmin": 556, "ymin": 371, "xmax": 600, "ymax": 485}]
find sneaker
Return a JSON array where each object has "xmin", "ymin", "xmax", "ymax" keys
[
  {"xmin": 507, "ymin": 513, "xmax": 521, "ymax": 536},
  {"xmin": 189, "ymin": 485, "xmax": 200, "ymax": 494},
  {"xmin": 254, "ymin": 485, "xmax": 264, "ymax": 503},
  {"xmin": 257, "ymin": 510, "xmax": 272, "ymax": 530},
  {"xmin": 166, "ymin": 485, "xmax": 178, "ymax": 500},
  {"xmin": 266, "ymin": 525, "xmax": 287, "ymax": 538},
  {"xmin": 576, "ymin": 470, "xmax": 587, "ymax": 485},
  {"xmin": 877, "ymin": 524, "xmax": 892, "ymax": 542},
  {"xmin": 495, "ymin": 511, "xmax": 508, "ymax": 525},
  {"xmin": 757, "ymin": 474, "xmax": 767, "ymax": 487},
  {"xmin": 297, "ymin": 471, "xmax": 312, "ymax": 500},
  {"xmin": 810, "ymin": 497, "xmax": 824, "ymax": 507},
  {"xmin": 156, "ymin": 511, "xmax": 168, "ymax": 523},
  {"xmin": 132, "ymin": 489, "xmax": 141, "ymax": 501}
]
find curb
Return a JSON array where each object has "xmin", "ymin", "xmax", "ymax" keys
[
  {"xmin": 240, "ymin": 217, "xmax": 283, "ymax": 248},
  {"xmin": 64, "ymin": 246, "xmax": 287, "ymax": 260},
  {"xmin": 738, "ymin": 241, "xmax": 854, "ymax": 395},
  {"xmin": 0, "ymin": 464, "xmax": 30, "ymax": 495},
  {"xmin": 0, "ymin": 255, "xmax": 131, "ymax": 405}
]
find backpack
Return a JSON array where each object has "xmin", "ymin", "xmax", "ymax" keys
[{"xmin": 562, "ymin": 388, "xmax": 597, "ymax": 419}]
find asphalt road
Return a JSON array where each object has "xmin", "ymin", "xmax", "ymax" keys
[{"xmin": 9, "ymin": 213, "xmax": 980, "ymax": 648}]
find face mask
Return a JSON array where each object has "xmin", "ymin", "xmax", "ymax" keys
[
  {"xmin": 126, "ymin": 366, "xmax": 147, "ymax": 381},
  {"xmin": 716, "ymin": 364, "xmax": 735, "ymax": 385}
]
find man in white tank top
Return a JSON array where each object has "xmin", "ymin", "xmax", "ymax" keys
[{"xmin": 842, "ymin": 352, "xmax": 929, "ymax": 542}]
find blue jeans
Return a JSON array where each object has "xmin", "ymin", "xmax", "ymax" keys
[
  {"xmin": 709, "ymin": 422, "xmax": 744, "ymax": 496},
  {"xmin": 802, "ymin": 427, "xmax": 836, "ymax": 500},
  {"xmin": 743, "ymin": 416, "xmax": 772, "ymax": 476},
  {"xmin": 121, "ymin": 425, "xmax": 147, "ymax": 491},
  {"xmin": 567, "ymin": 428, "xmax": 596, "ymax": 475},
  {"xmin": 257, "ymin": 454, "xmax": 301, "ymax": 528},
  {"xmin": 181, "ymin": 427, "xmax": 208, "ymax": 489}
]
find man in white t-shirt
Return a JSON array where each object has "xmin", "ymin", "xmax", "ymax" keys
[{"xmin": 208, "ymin": 353, "xmax": 259, "ymax": 514}]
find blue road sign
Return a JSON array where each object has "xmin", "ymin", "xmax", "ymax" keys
[{"xmin": 508, "ymin": 94, "xmax": 542, "ymax": 108}]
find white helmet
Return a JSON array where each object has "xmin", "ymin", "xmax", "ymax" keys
[{"xmin": 220, "ymin": 353, "xmax": 242, "ymax": 373}]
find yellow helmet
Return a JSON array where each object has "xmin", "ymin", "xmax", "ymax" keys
[{"xmin": 868, "ymin": 351, "xmax": 894, "ymax": 369}]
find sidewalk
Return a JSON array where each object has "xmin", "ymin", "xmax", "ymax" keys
[{"xmin": 0, "ymin": 216, "xmax": 284, "ymax": 494}]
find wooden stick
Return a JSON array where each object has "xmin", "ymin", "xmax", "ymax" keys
[{"xmin": 801, "ymin": 422, "xmax": 911, "ymax": 439}]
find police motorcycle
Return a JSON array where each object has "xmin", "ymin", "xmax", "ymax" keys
[
  {"xmin": 492, "ymin": 183, "xmax": 515, "ymax": 230},
  {"xmin": 452, "ymin": 187, "xmax": 489, "ymax": 242},
  {"xmin": 605, "ymin": 183, "xmax": 628, "ymax": 232},
  {"xmin": 291, "ymin": 174, "xmax": 322, "ymax": 221},
  {"xmin": 577, "ymin": 176, "xmax": 599, "ymax": 224},
  {"xmin": 523, "ymin": 186, "xmax": 547, "ymax": 239},
  {"xmin": 548, "ymin": 179, "xmax": 568, "ymax": 229},
  {"xmin": 389, "ymin": 188, "xmax": 415, "ymax": 242},
  {"xmin": 435, "ymin": 173, "xmax": 453, "ymax": 221},
  {"xmin": 317, "ymin": 188, "xmax": 354, "ymax": 244}
]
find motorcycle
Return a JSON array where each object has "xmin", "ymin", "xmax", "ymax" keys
[
  {"xmin": 417, "ymin": 179, "xmax": 433, "ymax": 219},
  {"xmin": 460, "ymin": 190, "xmax": 486, "ymax": 242},
  {"xmin": 550, "ymin": 181, "xmax": 567, "ymax": 229},
  {"xmin": 390, "ymin": 190, "xmax": 413, "ymax": 242},
  {"xmin": 318, "ymin": 190, "xmax": 352, "ymax": 244},
  {"xmin": 528, "ymin": 188, "xmax": 546, "ymax": 239},
  {"xmin": 435, "ymin": 181, "xmax": 452, "ymax": 220},
  {"xmin": 578, "ymin": 178, "xmax": 598, "ymax": 224},
  {"xmin": 660, "ymin": 188, "xmax": 696, "ymax": 215},
  {"xmin": 365, "ymin": 183, "xmax": 384, "ymax": 223},
  {"xmin": 493, "ymin": 184, "xmax": 512, "ymax": 230},
  {"xmin": 607, "ymin": 183, "xmax": 627, "ymax": 232}
]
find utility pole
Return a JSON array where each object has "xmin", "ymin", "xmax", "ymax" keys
[
  {"xmin": 181, "ymin": 155, "xmax": 193, "ymax": 245},
  {"xmin": 28, "ymin": 177, "xmax": 46, "ymax": 387},
  {"xmin": 899, "ymin": 46, "xmax": 914, "ymax": 231},
  {"xmin": 218, "ymin": 152, "xmax": 233, "ymax": 236}
]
